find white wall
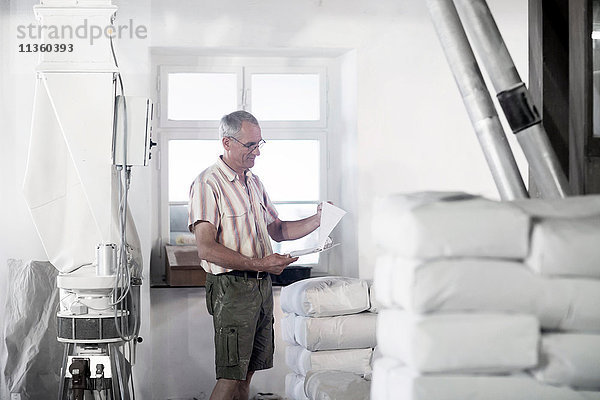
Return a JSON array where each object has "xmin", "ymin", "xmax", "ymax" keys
[
  {"xmin": 0, "ymin": 0, "xmax": 528, "ymax": 398},
  {"xmin": 146, "ymin": 0, "xmax": 529, "ymax": 281}
]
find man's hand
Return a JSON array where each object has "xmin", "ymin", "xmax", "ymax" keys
[{"xmin": 256, "ymin": 253, "xmax": 298, "ymax": 275}]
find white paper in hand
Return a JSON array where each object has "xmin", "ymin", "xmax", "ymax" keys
[{"xmin": 289, "ymin": 202, "xmax": 347, "ymax": 257}]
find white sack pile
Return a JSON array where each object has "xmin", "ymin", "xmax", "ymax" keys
[
  {"xmin": 281, "ymin": 276, "xmax": 377, "ymax": 400},
  {"xmin": 371, "ymin": 192, "xmax": 600, "ymax": 400}
]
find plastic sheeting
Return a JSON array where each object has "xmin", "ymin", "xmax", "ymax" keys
[
  {"xmin": 1, "ymin": 259, "xmax": 61, "ymax": 400},
  {"xmin": 377, "ymin": 309, "xmax": 539, "ymax": 373},
  {"xmin": 527, "ymin": 217, "xmax": 600, "ymax": 278},
  {"xmin": 532, "ymin": 334, "xmax": 600, "ymax": 390},
  {"xmin": 371, "ymin": 192, "xmax": 530, "ymax": 259},
  {"xmin": 285, "ymin": 345, "xmax": 373, "ymax": 376},
  {"xmin": 304, "ymin": 370, "xmax": 370, "ymax": 400},
  {"xmin": 280, "ymin": 277, "xmax": 370, "ymax": 317},
  {"xmin": 371, "ymin": 357, "xmax": 600, "ymax": 400},
  {"xmin": 294, "ymin": 313, "xmax": 377, "ymax": 351}
]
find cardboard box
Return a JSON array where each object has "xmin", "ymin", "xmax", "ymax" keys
[{"xmin": 165, "ymin": 245, "xmax": 207, "ymax": 286}]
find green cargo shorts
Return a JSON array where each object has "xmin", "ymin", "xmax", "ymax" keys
[{"xmin": 205, "ymin": 272, "xmax": 274, "ymax": 380}]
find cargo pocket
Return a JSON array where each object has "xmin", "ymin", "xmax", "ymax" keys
[
  {"xmin": 217, "ymin": 327, "xmax": 239, "ymax": 367},
  {"xmin": 205, "ymin": 280, "xmax": 214, "ymax": 315}
]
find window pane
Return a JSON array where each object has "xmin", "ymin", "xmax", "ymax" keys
[
  {"xmin": 169, "ymin": 203, "xmax": 195, "ymax": 245},
  {"xmin": 168, "ymin": 140, "xmax": 222, "ymax": 202},
  {"xmin": 251, "ymin": 74, "xmax": 320, "ymax": 121},
  {"xmin": 252, "ymin": 140, "xmax": 320, "ymax": 202},
  {"xmin": 271, "ymin": 203, "xmax": 320, "ymax": 265},
  {"xmin": 168, "ymin": 73, "xmax": 238, "ymax": 120}
]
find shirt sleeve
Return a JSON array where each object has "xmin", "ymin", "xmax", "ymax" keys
[
  {"xmin": 258, "ymin": 179, "xmax": 278, "ymax": 225},
  {"xmin": 188, "ymin": 178, "xmax": 220, "ymax": 232}
]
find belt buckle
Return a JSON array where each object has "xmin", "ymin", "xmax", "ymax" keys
[{"xmin": 256, "ymin": 271, "xmax": 263, "ymax": 280}]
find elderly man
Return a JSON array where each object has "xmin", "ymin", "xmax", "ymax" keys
[{"xmin": 188, "ymin": 110, "xmax": 322, "ymax": 400}]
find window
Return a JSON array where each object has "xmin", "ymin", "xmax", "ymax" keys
[
  {"xmin": 167, "ymin": 73, "xmax": 238, "ymax": 121},
  {"xmin": 250, "ymin": 73, "xmax": 321, "ymax": 121},
  {"xmin": 157, "ymin": 58, "xmax": 329, "ymax": 269}
]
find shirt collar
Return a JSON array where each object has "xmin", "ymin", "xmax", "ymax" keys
[{"xmin": 217, "ymin": 156, "xmax": 253, "ymax": 182}]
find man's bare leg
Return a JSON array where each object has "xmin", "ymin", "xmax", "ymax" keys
[
  {"xmin": 237, "ymin": 370, "xmax": 254, "ymax": 400},
  {"xmin": 209, "ymin": 378, "xmax": 239, "ymax": 400}
]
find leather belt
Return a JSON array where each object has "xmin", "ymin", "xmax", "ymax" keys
[{"xmin": 221, "ymin": 270, "xmax": 268, "ymax": 279}]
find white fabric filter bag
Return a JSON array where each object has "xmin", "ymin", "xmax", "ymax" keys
[
  {"xmin": 281, "ymin": 313, "xmax": 298, "ymax": 345},
  {"xmin": 285, "ymin": 344, "xmax": 373, "ymax": 376},
  {"xmin": 371, "ymin": 357, "xmax": 600, "ymax": 400},
  {"xmin": 527, "ymin": 216, "xmax": 600, "ymax": 278},
  {"xmin": 285, "ymin": 373, "xmax": 309, "ymax": 400},
  {"xmin": 294, "ymin": 312, "xmax": 377, "ymax": 351},
  {"xmin": 372, "ymin": 192, "xmax": 530, "ymax": 259},
  {"xmin": 532, "ymin": 333, "xmax": 600, "ymax": 390},
  {"xmin": 377, "ymin": 309, "xmax": 539, "ymax": 373},
  {"xmin": 304, "ymin": 370, "xmax": 371, "ymax": 400},
  {"xmin": 280, "ymin": 276, "xmax": 370, "ymax": 317}
]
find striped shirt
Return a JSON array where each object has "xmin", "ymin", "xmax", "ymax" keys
[{"xmin": 188, "ymin": 156, "xmax": 279, "ymax": 274}]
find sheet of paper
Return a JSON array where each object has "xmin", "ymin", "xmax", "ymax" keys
[
  {"xmin": 288, "ymin": 202, "xmax": 347, "ymax": 257},
  {"xmin": 289, "ymin": 243, "xmax": 340, "ymax": 258},
  {"xmin": 318, "ymin": 202, "xmax": 347, "ymax": 248}
]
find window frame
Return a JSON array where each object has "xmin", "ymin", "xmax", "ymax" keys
[{"xmin": 155, "ymin": 57, "xmax": 331, "ymax": 272}]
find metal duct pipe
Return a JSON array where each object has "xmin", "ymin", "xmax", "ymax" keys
[
  {"xmin": 454, "ymin": 0, "xmax": 570, "ymax": 198},
  {"xmin": 426, "ymin": 0, "xmax": 528, "ymax": 200}
]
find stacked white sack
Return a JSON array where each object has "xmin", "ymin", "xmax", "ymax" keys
[
  {"xmin": 280, "ymin": 276, "xmax": 375, "ymax": 400},
  {"xmin": 285, "ymin": 373, "xmax": 308, "ymax": 400},
  {"xmin": 527, "ymin": 217, "xmax": 600, "ymax": 278},
  {"xmin": 373, "ymin": 257, "xmax": 600, "ymax": 332},
  {"xmin": 377, "ymin": 309, "xmax": 539, "ymax": 373},
  {"xmin": 516, "ymin": 195, "xmax": 600, "ymax": 390},
  {"xmin": 371, "ymin": 192, "xmax": 530, "ymax": 260},
  {"xmin": 294, "ymin": 313, "xmax": 377, "ymax": 351},
  {"xmin": 371, "ymin": 192, "xmax": 600, "ymax": 399},
  {"xmin": 372, "ymin": 357, "xmax": 600, "ymax": 400},
  {"xmin": 532, "ymin": 334, "xmax": 600, "ymax": 390},
  {"xmin": 285, "ymin": 345, "xmax": 373, "ymax": 376},
  {"xmin": 280, "ymin": 276, "xmax": 371, "ymax": 317},
  {"xmin": 305, "ymin": 370, "xmax": 371, "ymax": 400}
]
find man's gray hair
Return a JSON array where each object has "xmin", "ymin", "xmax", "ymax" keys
[{"xmin": 219, "ymin": 111, "xmax": 259, "ymax": 140}]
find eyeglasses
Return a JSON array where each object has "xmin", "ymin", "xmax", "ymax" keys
[{"xmin": 229, "ymin": 137, "xmax": 266, "ymax": 152}]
